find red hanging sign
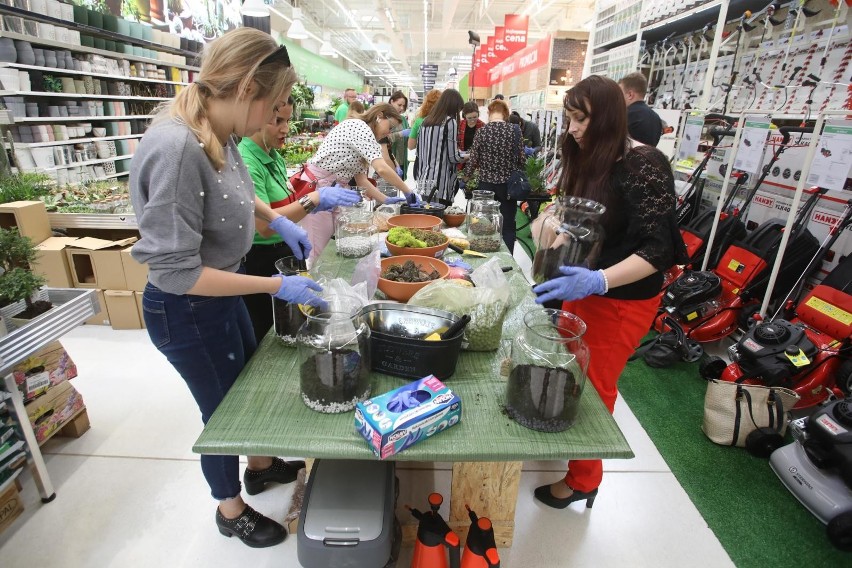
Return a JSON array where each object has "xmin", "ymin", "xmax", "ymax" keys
[
  {"xmin": 493, "ymin": 26, "xmax": 509, "ymax": 63},
  {"xmin": 493, "ymin": 35, "xmax": 551, "ymax": 83},
  {"xmin": 503, "ymin": 14, "xmax": 529, "ymax": 56}
]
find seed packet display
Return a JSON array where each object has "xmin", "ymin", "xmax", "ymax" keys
[{"xmin": 355, "ymin": 375, "xmax": 462, "ymax": 459}]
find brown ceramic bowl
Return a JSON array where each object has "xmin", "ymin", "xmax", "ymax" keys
[
  {"xmin": 443, "ymin": 213, "xmax": 466, "ymax": 228},
  {"xmin": 385, "ymin": 232, "xmax": 449, "ymax": 258},
  {"xmin": 386, "ymin": 214, "xmax": 442, "ymax": 231},
  {"xmin": 378, "ymin": 255, "xmax": 450, "ymax": 302}
]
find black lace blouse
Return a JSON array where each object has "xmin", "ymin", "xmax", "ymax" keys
[{"xmin": 597, "ymin": 145, "xmax": 688, "ymax": 300}]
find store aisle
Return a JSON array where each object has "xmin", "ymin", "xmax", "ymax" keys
[{"xmin": 0, "ymin": 325, "xmax": 733, "ymax": 566}]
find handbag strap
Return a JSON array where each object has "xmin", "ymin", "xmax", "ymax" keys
[
  {"xmin": 513, "ymin": 125, "xmax": 523, "ymax": 173},
  {"xmin": 741, "ymin": 386, "xmax": 786, "ymax": 435},
  {"xmin": 732, "ymin": 385, "xmax": 745, "ymax": 446}
]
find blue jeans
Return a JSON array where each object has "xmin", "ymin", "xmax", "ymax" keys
[{"xmin": 142, "ymin": 282, "xmax": 257, "ymax": 501}]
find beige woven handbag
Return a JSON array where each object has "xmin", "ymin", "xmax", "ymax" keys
[{"xmin": 702, "ymin": 379, "xmax": 800, "ymax": 447}]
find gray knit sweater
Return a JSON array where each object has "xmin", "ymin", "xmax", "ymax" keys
[{"xmin": 130, "ymin": 120, "xmax": 256, "ymax": 295}]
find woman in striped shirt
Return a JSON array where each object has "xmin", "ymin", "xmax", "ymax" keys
[{"xmin": 415, "ymin": 89, "xmax": 467, "ymax": 204}]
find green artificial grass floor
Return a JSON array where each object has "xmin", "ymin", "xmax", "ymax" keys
[{"xmin": 617, "ymin": 357, "xmax": 850, "ymax": 566}]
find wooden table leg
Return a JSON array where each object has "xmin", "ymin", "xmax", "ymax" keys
[{"xmin": 448, "ymin": 461, "xmax": 522, "ymax": 547}]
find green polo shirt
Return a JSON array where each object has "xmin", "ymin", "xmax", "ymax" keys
[
  {"xmin": 238, "ymin": 137, "xmax": 294, "ymax": 245},
  {"xmin": 334, "ymin": 102, "xmax": 349, "ymax": 123},
  {"xmin": 410, "ymin": 116, "xmax": 425, "ymax": 140}
]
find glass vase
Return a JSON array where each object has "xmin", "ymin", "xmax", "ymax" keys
[{"xmin": 532, "ymin": 196, "xmax": 606, "ymax": 284}]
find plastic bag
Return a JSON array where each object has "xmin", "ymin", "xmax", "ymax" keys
[
  {"xmin": 408, "ymin": 258, "xmax": 510, "ymax": 351},
  {"xmin": 351, "ymin": 250, "xmax": 381, "ymax": 300}
]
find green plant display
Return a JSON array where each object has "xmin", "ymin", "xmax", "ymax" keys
[
  {"xmin": 525, "ymin": 155, "xmax": 546, "ymax": 194},
  {"xmin": 290, "ymin": 83, "xmax": 315, "ymax": 119},
  {"xmin": 0, "ymin": 172, "xmax": 52, "ymax": 204},
  {"xmin": 42, "ymin": 74, "xmax": 62, "ymax": 93},
  {"xmin": 0, "ymin": 228, "xmax": 45, "ymax": 311},
  {"xmin": 328, "ymin": 96, "xmax": 342, "ymax": 113}
]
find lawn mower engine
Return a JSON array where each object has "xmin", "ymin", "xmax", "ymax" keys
[
  {"xmin": 662, "ymin": 270, "xmax": 722, "ymax": 322},
  {"xmin": 726, "ymin": 320, "xmax": 819, "ymax": 388},
  {"xmin": 770, "ymin": 400, "xmax": 852, "ymax": 550}
]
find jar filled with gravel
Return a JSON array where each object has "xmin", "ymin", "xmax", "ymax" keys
[
  {"xmin": 335, "ymin": 210, "xmax": 377, "ymax": 258},
  {"xmin": 297, "ymin": 309, "xmax": 372, "ymax": 413},
  {"xmin": 505, "ymin": 309, "xmax": 589, "ymax": 432},
  {"xmin": 467, "ymin": 199, "xmax": 502, "ymax": 251}
]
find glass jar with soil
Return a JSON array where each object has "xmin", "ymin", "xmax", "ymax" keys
[
  {"xmin": 505, "ymin": 309, "xmax": 589, "ymax": 432},
  {"xmin": 468, "ymin": 199, "xmax": 503, "ymax": 253},
  {"xmin": 272, "ymin": 256, "xmax": 310, "ymax": 346},
  {"xmin": 532, "ymin": 197, "xmax": 606, "ymax": 284},
  {"xmin": 335, "ymin": 209, "xmax": 378, "ymax": 258},
  {"xmin": 297, "ymin": 310, "xmax": 372, "ymax": 413},
  {"xmin": 465, "ymin": 189, "xmax": 495, "ymax": 233}
]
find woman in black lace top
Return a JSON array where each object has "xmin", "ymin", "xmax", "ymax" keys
[{"xmin": 531, "ymin": 75, "xmax": 687, "ymax": 510}]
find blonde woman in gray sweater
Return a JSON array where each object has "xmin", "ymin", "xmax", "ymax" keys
[{"xmin": 130, "ymin": 29, "xmax": 322, "ymax": 548}]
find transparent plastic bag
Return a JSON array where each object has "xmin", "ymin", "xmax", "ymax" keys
[{"xmin": 408, "ymin": 258, "xmax": 510, "ymax": 351}]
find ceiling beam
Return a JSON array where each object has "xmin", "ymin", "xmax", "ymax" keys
[{"xmin": 441, "ymin": 0, "xmax": 462, "ymax": 35}]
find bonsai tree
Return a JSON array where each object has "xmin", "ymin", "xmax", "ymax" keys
[{"xmin": 0, "ymin": 228, "xmax": 49, "ymax": 318}]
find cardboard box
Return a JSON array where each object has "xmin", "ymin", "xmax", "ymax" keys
[
  {"xmin": 0, "ymin": 200, "xmax": 51, "ymax": 244},
  {"xmin": 12, "ymin": 340, "xmax": 78, "ymax": 402},
  {"xmin": 104, "ymin": 290, "xmax": 142, "ymax": 329},
  {"xmin": 24, "ymin": 381, "xmax": 85, "ymax": 445},
  {"xmin": 59, "ymin": 408, "xmax": 90, "ymax": 438},
  {"xmin": 121, "ymin": 245, "xmax": 148, "ymax": 292},
  {"xmin": 32, "ymin": 237, "xmax": 79, "ymax": 288},
  {"xmin": 85, "ymin": 290, "xmax": 110, "ymax": 326},
  {"xmin": 0, "ymin": 482, "xmax": 24, "ymax": 536},
  {"xmin": 65, "ymin": 236, "xmax": 137, "ymax": 290},
  {"xmin": 134, "ymin": 291, "xmax": 145, "ymax": 329},
  {"xmin": 355, "ymin": 375, "xmax": 462, "ymax": 459}
]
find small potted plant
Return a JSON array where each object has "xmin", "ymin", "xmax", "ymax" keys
[{"xmin": 0, "ymin": 227, "xmax": 51, "ymax": 328}]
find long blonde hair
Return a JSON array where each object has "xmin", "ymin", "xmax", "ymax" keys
[
  {"xmin": 417, "ymin": 89, "xmax": 442, "ymax": 119},
  {"xmin": 153, "ymin": 28, "xmax": 297, "ymax": 170},
  {"xmin": 360, "ymin": 104, "xmax": 403, "ymax": 138}
]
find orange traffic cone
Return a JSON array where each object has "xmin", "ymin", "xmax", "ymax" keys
[
  {"xmin": 409, "ymin": 493, "xmax": 461, "ymax": 568},
  {"xmin": 460, "ymin": 505, "xmax": 500, "ymax": 568}
]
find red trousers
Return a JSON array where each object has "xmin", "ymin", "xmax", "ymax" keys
[{"xmin": 561, "ymin": 293, "xmax": 661, "ymax": 492}]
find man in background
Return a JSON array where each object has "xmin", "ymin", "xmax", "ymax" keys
[
  {"xmin": 510, "ymin": 111, "xmax": 541, "ymax": 151},
  {"xmin": 618, "ymin": 72, "xmax": 663, "ymax": 146},
  {"xmin": 334, "ymin": 88, "xmax": 357, "ymax": 123}
]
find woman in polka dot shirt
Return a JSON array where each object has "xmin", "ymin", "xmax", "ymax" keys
[{"xmin": 298, "ymin": 103, "xmax": 420, "ymax": 259}]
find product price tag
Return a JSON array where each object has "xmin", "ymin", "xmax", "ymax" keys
[
  {"xmin": 734, "ymin": 117, "xmax": 771, "ymax": 174},
  {"xmin": 678, "ymin": 115, "xmax": 704, "ymax": 160},
  {"xmin": 806, "ymin": 121, "xmax": 852, "ymax": 191}
]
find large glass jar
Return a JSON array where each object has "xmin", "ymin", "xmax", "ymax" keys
[
  {"xmin": 468, "ymin": 199, "xmax": 503, "ymax": 253},
  {"xmin": 505, "ymin": 309, "xmax": 590, "ymax": 432},
  {"xmin": 297, "ymin": 310, "xmax": 372, "ymax": 413},
  {"xmin": 272, "ymin": 256, "xmax": 310, "ymax": 346},
  {"xmin": 335, "ymin": 209, "xmax": 377, "ymax": 258},
  {"xmin": 531, "ymin": 197, "xmax": 606, "ymax": 284}
]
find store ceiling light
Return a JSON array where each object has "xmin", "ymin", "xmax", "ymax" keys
[
  {"xmin": 319, "ymin": 31, "xmax": 337, "ymax": 57},
  {"xmin": 287, "ymin": 8, "xmax": 309, "ymax": 40},
  {"xmin": 241, "ymin": 0, "xmax": 270, "ymax": 18}
]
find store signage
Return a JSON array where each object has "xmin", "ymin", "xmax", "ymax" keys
[
  {"xmin": 493, "ymin": 26, "xmax": 509, "ymax": 63},
  {"xmin": 503, "ymin": 14, "xmax": 529, "ymax": 56},
  {"xmin": 498, "ymin": 36, "xmax": 551, "ymax": 82},
  {"xmin": 486, "ymin": 37, "xmax": 496, "ymax": 61}
]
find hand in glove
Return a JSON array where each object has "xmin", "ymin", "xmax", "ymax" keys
[
  {"xmin": 316, "ymin": 184, "xmax": 361, "ymax": 212},
  {"xmin": 457, "ymin": 179, "xmax": 466, "ymax": 190},
  {"xmin": 532, "ymin": 266, "xmax": 607, "ymax": 304},
  {"xmin": 271, "ymin": 275, "xmax": 327, "ymax": 308},
  {"xmin": 405, "ymin": 192, "xmax": 421, "ymax": 205},
  {"xmin": 399, "ymin": 128, "xmax": 411, "ymax": 138},
  {"xmin": 384, "ymin": 196, "xmax": 407, "ymax": 205},
  {"xmin": 268, "ymin": 216, "xmax": 312, "ymax": 260},
  {"xmin": 524, "ymin": 146, "xmax": 536, "ymax": 156},
  {"xmin": 395, "ymin": 165, "xmax": 404, "ymax": 177}
]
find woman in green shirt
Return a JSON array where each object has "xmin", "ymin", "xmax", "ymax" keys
[{"xmin": 238, "ymin": 96, "xmax": 360, "ymax": 342}]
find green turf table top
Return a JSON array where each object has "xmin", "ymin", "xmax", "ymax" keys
[{"xmin": 193, "ymin": 246, "xmax": 633, "ymax": 462}]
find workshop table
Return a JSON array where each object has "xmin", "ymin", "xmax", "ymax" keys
[{"xmin": 194, "ymin": 245, "xmax": 633, "ymax": 545}]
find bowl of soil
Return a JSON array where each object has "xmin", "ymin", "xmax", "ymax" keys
[
  {"xmin": 386, "ymin": 228, "xmax": 449, "ymax": 258},
  {"xmin": 443, "ymin": 206, "xmax": 466, "ymax": 228},
  {"xmin": 387, "ymin": 214, "xmax": 442, "ymax": 231},
  {"xmin": 378, "ymin": 256, "xmax": 449, "ymax": 302}
]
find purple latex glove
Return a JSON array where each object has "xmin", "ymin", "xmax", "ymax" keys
[
  {"xmin": 405, "ymin": 192, "xmax": 421, "ymax": 205},
  {"xmin": 395, "ymin": 165, "xmax": 404, "ymax": 177},
  {"xmin": 268, "ymin": 216, "xmax": 312, "ymax": 260},
  {"xmin": 271, "ymin": 274, "xmax": 326, "ymax": 308},
  {"xmin": 445, "ymin": 259, "xmax": 472, "ymax": 270},
  {"xmin": 524, "ymin": 146, "xmax": 536, "ymax": 156},
  {"xmin": 400, "ymin": 128, "xmax": 411, "ymax": 138},
  {"xmin": 384, "ymin": 196, "xmax": 407, "ymax": 205},
  {"xmin": 532, "ymin": 266, "xmax": 606, "ymax": 304},
  {"xmin": 316, "ymin": 184, "xmax": 361, "ymax": 212}
]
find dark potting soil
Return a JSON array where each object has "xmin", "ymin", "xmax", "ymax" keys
[
  {"xmin": 14, "ymin": 300, "xmax": 53, "ymax": 320},
  {"xmin": 273, "ymin": 298, "xmax": 306, "ymax": 340},
  {"xmin": 505, "ymin": 364, "xmax": 581, "ymax": 432},
  {"xmin": 300, "ymin": 349, "xmax": 370, "ymax": 407}
]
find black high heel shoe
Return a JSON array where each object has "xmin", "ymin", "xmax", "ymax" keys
[
  {"xmin": 534, "ymin": 483, "xmax": 598, "ymax": 509},
  {"xmin": 243, "ymin": 458, "xmax": 305, "ymax": 495}
]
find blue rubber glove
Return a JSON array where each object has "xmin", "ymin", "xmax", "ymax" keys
[
  {"xmin": 395, "ymin": 165, "xmax": 404, "ymax": 177},
  {"xmin": 384, "ymin": 196, "xmax": 407, "ymax": 205},
  {"xmin": 315, "ymin": 184, "xmax": 361, "ymax": 212},
  {"xmin": 405, "ymin": 192, "xmax": 421, "ymax": 205},
  {"xmin": 532, "ymin": 266, "xmax": 606, "ymax": 304},
  {"xmin": 268, "ymin": 216, "xmax": 312, "ymax": 260},
  {"xmin": 524, "ymin": 146, "xmax": 535, "ymax": 156},
  {"xmin": 271, "ymin": 274, "xmax": 327, "ymax": 308},
  {"xmin": 458, "ymin": 179, "xmax": 466, "ymax": 190},
  {"xmin": 400, "ymin": 128, "xmax": 411, "ymax": 138}
]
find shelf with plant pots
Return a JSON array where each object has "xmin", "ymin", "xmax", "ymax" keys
[
  {"xmin": 0, "ymin": 90, "xmax": 171, "ymax": 101},
  {"xmin": 0, "ymin": 61, "xmax": 190, "ymax": 86},
  {"xmin": 6, "ymin": 133, "xmax": 142, "ymax": 148},
  {"xmin": 34, "ymin": 153, "xmax": 132, "ymax": 172},
  {"xmin": 8, "ymin": 114, "xmax": 153, "ymax": 123},
  {"xmin": 0, "ymin": 4, "xmax": 202, "ymax": 68}
]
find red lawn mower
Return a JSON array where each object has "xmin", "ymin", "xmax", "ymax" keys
[{"xmin": 656, "ymin": 186, "xmax": 827, "ymax": 343}]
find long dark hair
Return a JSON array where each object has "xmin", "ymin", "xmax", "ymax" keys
[
  {"xmin": 558, "ymin": 75, "xmax": 629, "ymax": 211},
  {"xmin": 423, "ymin": 89, "xmax": 464, "ymax": 127},
  {"xmin": 390, "ymin": 90, "xmax": 408, "ymax": 108}
]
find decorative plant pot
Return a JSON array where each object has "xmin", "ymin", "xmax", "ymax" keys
[{"xmin": 0, "ymin": 38, "xmax": 17, "ymax": 63}]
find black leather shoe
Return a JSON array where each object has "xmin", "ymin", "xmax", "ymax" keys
[
  {"xmin": 215, "ymin": 505, "xmax": 286, "ymax": 548},
  {"xmin": 534, "ymin": 483, "xmax": 598, "ymax": 509},
  {"xmin": 243, "ymin": 458, "xmax": 305, "ymax": 495}
]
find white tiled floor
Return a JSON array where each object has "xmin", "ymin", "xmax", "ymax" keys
[{"xmin": 0, "ymin": 322, "xmax": 734, "ymax": 567}]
